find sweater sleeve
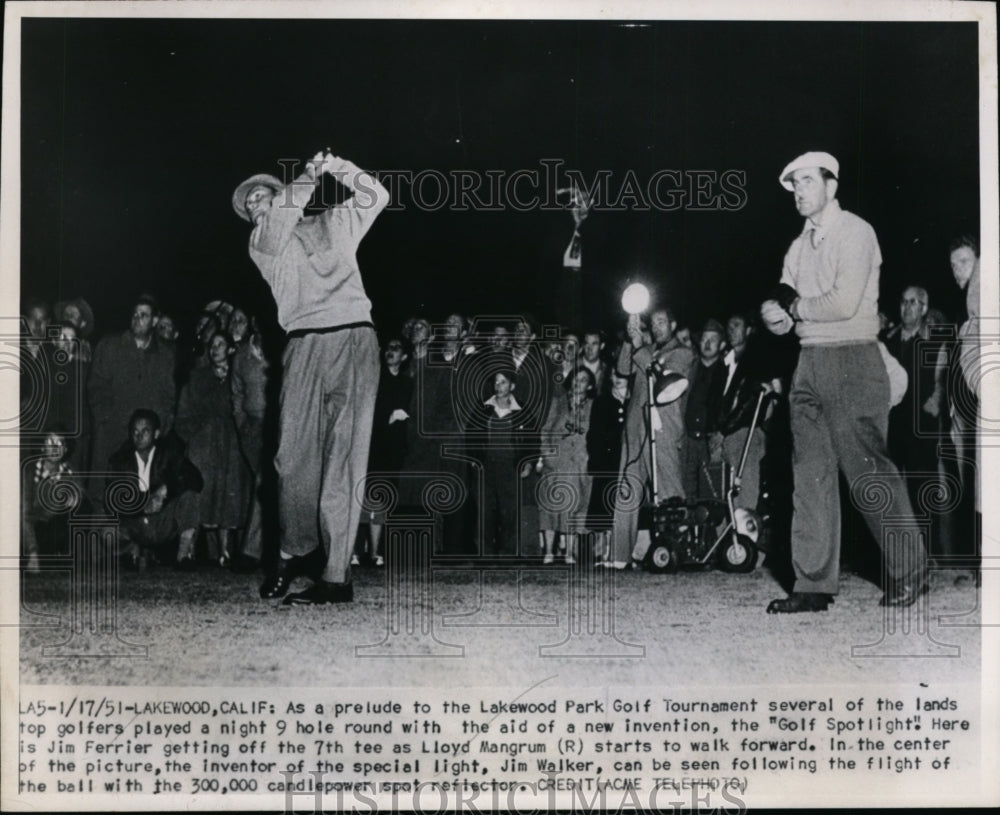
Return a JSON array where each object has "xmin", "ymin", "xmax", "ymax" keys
[
  {"xmin": 327, "ymin": 163, "xmax": 390, "ymax": 240},
  {"xmin": 796, "ymin": 220, "xmax": 880, "ymax": 323},
  {"xmin": 250, "ymin": 171, "xmax": 318, "ymax": 256}
]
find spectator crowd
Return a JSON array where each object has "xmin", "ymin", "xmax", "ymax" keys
[{"xmin": 19, "ymin": 231, "xmax": 980, "ymax": 589}]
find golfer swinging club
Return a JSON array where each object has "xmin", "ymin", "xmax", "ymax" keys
[{"xmin": 232, "ymin": 150, "xmax": 389, "ymax": 605}]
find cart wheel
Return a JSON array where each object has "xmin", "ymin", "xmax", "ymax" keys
[
  {"xmin": 718, "ymin": 534, "xmax": 757, "ymax": 573},
  {"xmin": 645, "ymin": 542, "xmax": 678, "ymax": 574}
]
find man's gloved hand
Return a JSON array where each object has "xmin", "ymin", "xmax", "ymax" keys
[{"xmin": 769, "ymin": 283, "xmax": 800, "ymax": 314}]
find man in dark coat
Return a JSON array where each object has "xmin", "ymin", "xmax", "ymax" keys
[
  {"xmin": 882, "ymin": 286, "xmax": 947, "ymax": 549},
  {"xmin": 88, "ymin": 295, "xmax": 176, "ymax": 503},
  {"xmin": 682, "ymin": 319, "xmax": 727, "ymax": 501}
]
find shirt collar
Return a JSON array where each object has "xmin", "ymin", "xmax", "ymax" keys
[
  {"xmin": 900, "ymin": 322, "xmax": 927, "ymax": 342},
  {"xmin": 485, "ymin": 394, "xmax": 522, "ymax": 411},
  {"xmin": 802, "ymin": 198, "xmax": 842, "ymax": 233},
  {"xmin": 134, "ymin": 446, "xmax": 156, "ymax": 491}
]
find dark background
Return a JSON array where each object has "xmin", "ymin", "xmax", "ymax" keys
[{"xmin": 19, "ymin": 18, "xmax": 980, "ymax": 339}]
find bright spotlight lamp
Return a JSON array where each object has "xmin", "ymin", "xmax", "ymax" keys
[{"xmin": 621, "ymin": 283, "xmax": 650, "ymax": 315}]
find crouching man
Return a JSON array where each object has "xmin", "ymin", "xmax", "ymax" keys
[{"xmin": 107, "ymin": 409, "xmax": 203, "ymax": 570}]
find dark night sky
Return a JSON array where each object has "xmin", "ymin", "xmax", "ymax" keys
[{"xmin": 19, "ymin": 17, "xmax": 981, "ymax": 339}]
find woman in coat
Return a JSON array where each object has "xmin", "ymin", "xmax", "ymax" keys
[{"xmin": 175, "ymin": 332, "xmax": 251, "ymax": 566}]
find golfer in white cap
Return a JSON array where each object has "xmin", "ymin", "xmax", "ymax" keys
[
  {"xmin": 234, "ymin": 151, "xmax": 389, "ymax": 605},
  {"xmin": 761, "ymin": 151, "xmax": 927, "ymax": 613}
]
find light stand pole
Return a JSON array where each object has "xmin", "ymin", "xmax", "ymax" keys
[{"xmin": 647, "ymin": 366, "xmax": 660, "ymax": 507}]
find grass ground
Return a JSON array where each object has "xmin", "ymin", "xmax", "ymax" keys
[{"xmin": 18, "ymin": 558, "xmax": 981, "ymax": 687}]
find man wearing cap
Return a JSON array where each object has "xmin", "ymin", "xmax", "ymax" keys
[
  {"xmin": 682, "ymin": 318, "xmax": 727, "ymax": 501},
  {"xmin": 233, "ymin": 150, "xmax": 389, "ymax": 605},
  {"xmin": 761, "ymin": 151, "xmax": 927, "ymax": 612}
]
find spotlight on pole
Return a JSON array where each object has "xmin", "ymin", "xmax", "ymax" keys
[{"xmin": 621, "ymin": 283, "xmax": 650, "ymax": 315}]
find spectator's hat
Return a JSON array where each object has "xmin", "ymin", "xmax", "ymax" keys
[
  {"xmin": 700, "ymin": 318, "xmax": 725, "ymax": 338},
  {"xmin": 779, "ymin": 151, "xmax": 839, "ymax": 190},
  {"xmin": 232, "ymin": 173, "xmax": 284, "ymax": 221},
  {"xmin": 53, "ymin": 297, "xmax": 95, "ymax": 339}
]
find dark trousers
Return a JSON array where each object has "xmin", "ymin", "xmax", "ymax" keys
[
  {"xmin": 789, "ymin": 343, "xmax": 926, "ymax": 594},
  {"xmin": 482, "ymin": 457, "xmax": 520, "ymax": 556},
  {"xmin": 682, "ymin": 434, "xmax": 714, "ymax": 501},
  {"xmin": 121, "ymin": 489, "xmax": 200, "ymax": 550}
]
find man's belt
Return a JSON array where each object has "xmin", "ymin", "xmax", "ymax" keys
[{"xmin": 286, "ymin": 321, "xmax": 375, "ymax": 339}]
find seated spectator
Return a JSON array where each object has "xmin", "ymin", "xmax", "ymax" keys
[
  {"xmin": 107, "ymin": 409, "xmax": 202, "ymax": 570},
  {"xmin": 22, "ymin": 429, "xmax": 89, "ymax": 572},
  {"xmin": 176, "ymin": 332, "xmax": 251, "ymax": 567}
]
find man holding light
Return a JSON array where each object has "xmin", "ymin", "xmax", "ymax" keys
[
  {"xmin": 761, "ymin": 151, "xmax": 927, "ymax": 612},
  {"xmin": 609, "ymin": 301, "xmax": 694, "ymax": 569}
]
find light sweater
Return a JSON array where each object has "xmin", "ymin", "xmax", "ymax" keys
[
  {"xmin": 780, "ymin": 199, "xmax": 881, "ymax": 345},
  {"xmin": 248, "ymin": 162, "xmax": 389, "ymax": 332}
]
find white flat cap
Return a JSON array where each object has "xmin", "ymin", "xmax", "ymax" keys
[{"xmin": 779, "ymin": 151, "xmax": 839, "ymax": 190}]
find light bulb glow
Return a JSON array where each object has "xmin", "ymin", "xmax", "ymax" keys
[{"xmin": 621, "ymin": 283, "xmax": 650, "ymax": 314}]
